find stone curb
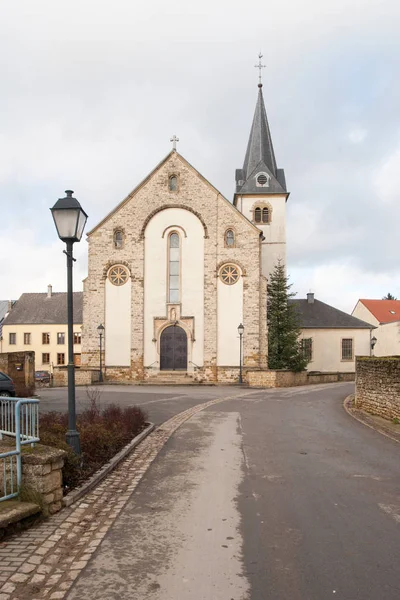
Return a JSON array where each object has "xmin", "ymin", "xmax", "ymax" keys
[
  {"xmin": 62, "ymin": 422, "xmax": 155, "ymax": 508},
  {"xmin": 343, "ymin": 395, "xmax": 400, "ymax": 445}
]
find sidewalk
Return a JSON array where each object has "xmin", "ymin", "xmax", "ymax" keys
[{"xmin": 0, "ymin": 391, "xmax": 256, "ymax": 600}]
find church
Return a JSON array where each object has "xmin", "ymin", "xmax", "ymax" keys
[{"xmin": 81, "ymin": 81, "xmax": 289, "ymax": 383}]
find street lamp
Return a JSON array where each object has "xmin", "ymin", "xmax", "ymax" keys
[
  {"xmin": 371, "ymin": 335, "xmax": 377, "ymax": 356},
  {"xmin": 238, "ymin": 323, "xmax": 245, "ymax": 384},
  {"xmin": 97, "ymin": 324, "xmax": 105, "ymax": 382},
  {"xmin": 51, "ymin": 190, "xmax": 88, "ymax": 455}
]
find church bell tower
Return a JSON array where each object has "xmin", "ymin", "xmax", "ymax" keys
[{"xmin": 234, "ymin": 56, "xmax": 289, "ymax": 282}]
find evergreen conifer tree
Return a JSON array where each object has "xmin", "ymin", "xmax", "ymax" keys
[{"xmin": 267, "ymin": 259, "xmax": 309, "ymax": 372}]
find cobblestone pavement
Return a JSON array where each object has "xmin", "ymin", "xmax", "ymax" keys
[{"xmin": 0, "ymin": 389, "xmax": 259, "ymax": 600}]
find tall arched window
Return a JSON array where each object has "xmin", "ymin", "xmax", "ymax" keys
[
  {"xmin": 168, "ymin": 232, "xmax": 180, "ymax": 302},
  {"xmin": 225, "ymin": 229, "xmax": 235, "ymax": 247},
  {"xmin": 113, "ymin": 229, "xmax": 124, "ymax": 248},
  {"xmin": 254, "ymin": 207, "xmax": 262, "ymax": 223},
  {"xmin": 262, "ymin": 208, "xmax": 269, "ymax": 223},
  {"xmin": 169, "ymin": 175, "xmax": 178, "ymax": 192}
]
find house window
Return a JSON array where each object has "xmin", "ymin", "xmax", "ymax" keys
[
  {"xmin": 24, "ymin": 333, "xmax": 31, "ymax": 345},
  {"xmin": 168, "ymin": 232, "xmax": 180, "ymax": 303},
  {"xmin": 9, "ymin": 333, "xmax": 16, "ymax": 345},
  {"xmin": 42, "ymin": 333, "xmax": 50, "ymax": 344},
  {"xmin": 57, "ymin": 353, "xmax": 65, "ymax": 365},
  {"xmin": 42, "ymin": 353, "xmax": 50, "ymax": 364},
  {"xmin": 341, "ymin": 338, "xmax": 353, "ymax": 361},
  {"xmin": 169, "ymin": 175, "xmax": 178, "ymax": 192},
  {"xmin": 254, "ymin": 207, "xmax": 262, "ymax": 223},
  {"xmin": 57, "ymin": 332, "xmax": 65, "ymax": 345},
  {"xmin": 302, "ymin": 338, "xmax": 313, "ymax": 362},
  {"xmin": 74, "ymin": 332, "xmax": 82, "ymax": 345},
  {"xmin": 113, "ymin": 229, "xmax": 124, "ymax": 249},
  {"xmin": 225, "ymin": 229, "xmax": 235, "ymax": 247}
]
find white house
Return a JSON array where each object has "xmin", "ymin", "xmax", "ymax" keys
[
  {"xmin": 292, "ymin": 293, "xmax": 374, "ymax": 373},
  {"xmin": 352, "ymin": 299, "xmax": 400, "ymax": 356}
]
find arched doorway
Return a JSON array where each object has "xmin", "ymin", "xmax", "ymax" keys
[{"xmin": 160, "ymin": 325, "xmax": 188, "ymax": 371}]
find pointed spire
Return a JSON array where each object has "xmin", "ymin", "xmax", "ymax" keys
[
  {"xmin": 235, "ymin": 71, "xmax": 287, "ymax": 196},
  {"xmin": 243, "ymin": 85, "xmax": 277, "ymax": 180}
]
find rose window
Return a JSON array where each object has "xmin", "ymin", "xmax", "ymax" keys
[
  {"xmin": 220, "ymin": 264, "xmax": 240, "ymax": 285},
  {"xmin": 108, "ymin": 265, "xmax": 129, "ymax": 286}
]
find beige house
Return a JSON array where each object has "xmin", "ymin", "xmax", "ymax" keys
[
  {"xmin": 1, "ymin": 286, "xmax": 83, "ymax": 373},
  {"xmin": 292, "ymin": 293, "xmax": 374, "ymax": 372},
  {"xmin": 352, "ymin": 299, "xmax": 400, "ymax": 356}
]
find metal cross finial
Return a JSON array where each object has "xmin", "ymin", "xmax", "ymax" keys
[
  {"xmin": 255, "ymin": 52, "xmax": 266, "ymax": 86},
  {"xmin": 170, "ymin": 135, "xmax": 179, "ymax": 151}
]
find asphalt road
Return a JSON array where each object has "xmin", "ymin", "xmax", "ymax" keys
[
  {"xmin": 60, "ymin": 382, "xmax": 400, "ymax": 599},
  {"xmin": 37, "ymin": 384, "xmax": 248, "ymax": 425}
]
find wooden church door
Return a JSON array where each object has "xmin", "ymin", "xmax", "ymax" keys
[{"xmin": 160, "ymin": 325, "xmax": 187, "ymax": 371}]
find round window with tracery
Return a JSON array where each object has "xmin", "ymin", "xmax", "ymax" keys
[
  {"xmin": 220, "ymin": 264, "xmax": 240, "ymax": 285},
  {"xmin": 108, "ymin": 265, "xmax": 129, "ymax": 286}
]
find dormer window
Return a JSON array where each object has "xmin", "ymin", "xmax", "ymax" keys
[
  {"xmin": 169, "ymin": 175, "xmax": 178, "ymax": 192},
  {"xmin": 256, "ymin": 172, "xmax": 270, "ymax": 188},
  {"xmin": 113, "ymin": 229, "xmax": 124, "ymax": 249}
]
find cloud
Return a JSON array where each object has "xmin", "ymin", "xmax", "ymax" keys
[{"xmin": 1, "ymin": 0, "xmax": 400, "ymax": 313}]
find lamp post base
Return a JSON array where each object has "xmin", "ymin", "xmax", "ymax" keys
[{"xmin": 66, "ymin": 430, "xmax": 81, "ymax": 455}]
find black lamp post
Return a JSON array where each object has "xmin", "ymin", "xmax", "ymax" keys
[
  {"xmin": 97, "ymin": 324, "xmax": 105, "ymax": 382},
  {"xmin": 371, "ymin": 335, "xmax": 377, "ymax": 356},
  {"xmin": 51, "ymin": 190, "xmax": 88, "ymax": 455},
  {"xmin": 238, "ymin": 323, "xmax": 244, "ymax": 384}
]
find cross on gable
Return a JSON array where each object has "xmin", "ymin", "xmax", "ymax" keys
[{"xmin": 170, "ymin": 135, "xmax": 179, "ymax": 151}]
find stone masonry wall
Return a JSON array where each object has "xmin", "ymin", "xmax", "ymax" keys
[
  {"xmin": 0, "ymin": 351, "xmax": 35, "ymax": 396},
  {"xmin": 22, "ymin": 445, "xmax": 66, "ymax": 514},
  {"xmin": 355, "ymin": 356, "xmax": 400, "ymax": 420},
  {"xmin": 82, "ymin": 151, "xmax": 267, "ymax": 382},
  {"xmin": 52, "ymin": 367, "xmax": 100, "ymax": 387}
]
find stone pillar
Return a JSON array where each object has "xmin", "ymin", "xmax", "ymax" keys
[{"xmin": 22, "ymin": 446, "xmax": 67, "ymax": 515}]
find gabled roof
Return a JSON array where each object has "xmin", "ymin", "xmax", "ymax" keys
[
  {"xmin": 3, "ymin": 293, "xmax": 83, "ymax": 325},
  {"xmin": 358, "ymin": 299, "xmax": 400, "ymax": 324},
  {"xmin": 88, "ymin": 150, "xmax": 262, "ymax": 237},
  {"xmin": 290, "ymin": 298, "xmax": 374, "ymax": 329},
  {"xmin": 235, "ymin": 85, "xmax": 287, "ymax": 197}
]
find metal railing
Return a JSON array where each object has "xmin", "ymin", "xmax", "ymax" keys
[{"xmin": 0, "ymin": 398, "xmax": 40, "ymax": 502}]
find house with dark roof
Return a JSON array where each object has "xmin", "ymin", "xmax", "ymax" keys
[
  {"xmin": 352, "ymin": 299, "xmax": 400, "ymax": 356},
  {"xmin": 1, "ymin": 286, "xmax": 83, "ymax": 371},
  {"xmin": 291, "ymin": 293, "xmax": 374, "ymax": 373}
]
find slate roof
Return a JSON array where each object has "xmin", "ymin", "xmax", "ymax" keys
[
  {"xmin": 358, "ymin": 299, "xmax": 400, "ymax": 324},
  {"xmin": 290, "ymin": 298, "xmax": 374, "ymax": 329},
  {"xmin": 3, "ymin": 293, "xmax": 83, "ymax": 325},
  {"xmin": 235, "ymin": 85, "xmax": 287, "ymax": 196}
]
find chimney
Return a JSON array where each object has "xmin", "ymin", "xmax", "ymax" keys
[
  {"xmin": 307, "ymin": 292, "xmax": 314, "ymax": 304},
  {"xmin": 47, "ymin": 284, "xmax": 52, "ymax": 298}
]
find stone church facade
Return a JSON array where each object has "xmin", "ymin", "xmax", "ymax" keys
[{"xmin": 81, "ymin": 83, "xmax": 288, "ymax": 383}]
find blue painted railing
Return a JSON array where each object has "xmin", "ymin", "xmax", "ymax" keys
[{"xmin": 0, "ymin": 398, "xmax": 40, "ymax": 502}]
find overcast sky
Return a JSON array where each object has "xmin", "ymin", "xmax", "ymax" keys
[{"xmin": 1, "ymin": 0, "xmax": 399, "ymax": 312}]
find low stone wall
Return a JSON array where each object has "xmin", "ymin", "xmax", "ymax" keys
[
  {"xmin": 0, "ymin": 351, "xmax": 35, "ymax": 396},
  {"xmin": 247, "ymin": 370, "xmax": 308, "ymax": 388},
  {"xmin": 53, "ymin": 367, "xmax": 100, "ymax": 387},
  {"xmin": 355, "ymin": 356, "xmax": 400, "ymax": 420},
  {"xmin": 21, "ymin": 445, "xmax": 66, "ymax": 515},
  {"xmin": 0, "ymin": 441, "xmax": 66, "ymax": 515},
  {"xmin": 247, "ymin": 370, "xmax": 355, "ymax": 388}
]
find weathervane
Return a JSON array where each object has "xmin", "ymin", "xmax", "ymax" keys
[
  {"xmin": 170, "ymin": 135, "xmax": 179, "ymax": 151},
  {"xmin": 254, "ymin": 52, "xmax": 266, "ymax": 86}
]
